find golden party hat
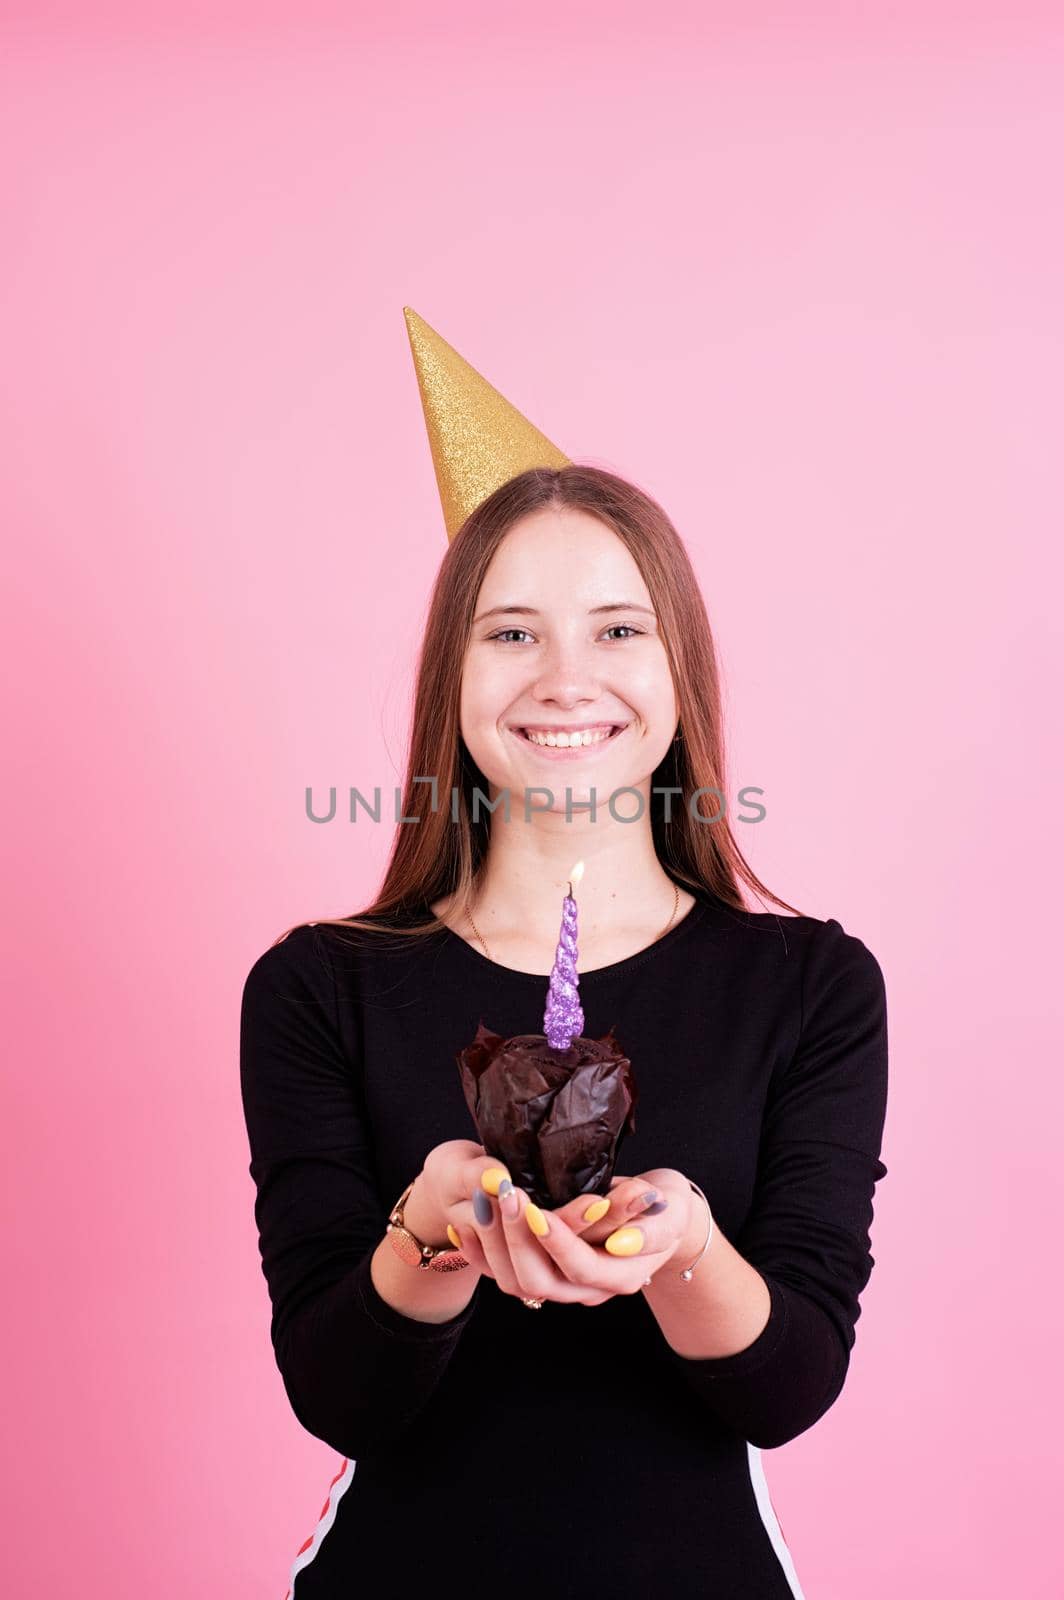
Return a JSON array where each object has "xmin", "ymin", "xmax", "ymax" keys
[{"xmin": 404, "ymin": 306, "xmax": 570, "ymax": 542}]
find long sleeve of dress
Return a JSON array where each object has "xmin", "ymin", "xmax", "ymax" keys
[
  {"xmin": 238, "ymin": 925, "xmax": 483, "ymax": 1459},
  {"xmin": 662, "ymin": 917, "xmax": 889, "ymax": 1450}
]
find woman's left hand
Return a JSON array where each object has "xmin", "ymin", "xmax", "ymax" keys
[
  {"xmin": 543, "ymin": 1169, "xmax": 697, "ymax": 1298},
  {"xmin": 459, "ymin": 1166, "xmax": 698, "ymax": 1306}
]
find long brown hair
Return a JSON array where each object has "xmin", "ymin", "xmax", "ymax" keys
[{"xmin": 276, "ymin": 464, "xmax": 802, "ymax": 949}]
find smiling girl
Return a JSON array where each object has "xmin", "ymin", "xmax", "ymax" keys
[{"xmin": 239, "ymin": 323, "xmax": 888, "ymax": 1599}]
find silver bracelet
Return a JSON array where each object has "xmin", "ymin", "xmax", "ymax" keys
[{"xmin": 678, "ymin": 1179, "xmax": 715, "ymax": 1281}]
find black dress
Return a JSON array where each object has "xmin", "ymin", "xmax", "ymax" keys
[{"xmin": 239, "ymin": 889, "xmax": 889, "ymax": 1598}]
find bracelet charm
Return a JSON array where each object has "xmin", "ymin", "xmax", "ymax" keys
[{"xmin": 386, "ymin": 1179, "xmax": 471, "ymax": 1273}]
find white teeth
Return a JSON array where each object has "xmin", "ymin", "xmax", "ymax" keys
[{"xmin": 521, "ymin": 726, "xmax": 616, "ymax": 747}]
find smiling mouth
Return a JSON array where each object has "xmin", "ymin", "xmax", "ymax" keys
[{"xmin": 510, "ymin": 723, "xmax": 629, "ymax": 750}]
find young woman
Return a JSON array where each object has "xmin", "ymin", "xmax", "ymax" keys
[{"xmin": 240, "ymin": 464, "xmax": 889, "ymax": 1599}]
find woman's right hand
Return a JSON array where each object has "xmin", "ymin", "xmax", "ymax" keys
[{"xmin": 401, "ymin": 1139, "xmax": 511, "ymax": 1279}]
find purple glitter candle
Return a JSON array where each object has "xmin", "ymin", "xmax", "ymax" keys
[{"xmin": 543, "ymin": 862, "xmax": 585, "ymax": 1049}]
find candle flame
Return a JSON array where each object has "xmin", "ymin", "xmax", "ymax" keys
[{"xmin": 569, "ymin": 860, "xmax": 585, "ymax": 888}]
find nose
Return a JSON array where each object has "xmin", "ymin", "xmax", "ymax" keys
[{"xmin": 528, "ymin": 637, "xmax": 603, "ymax": 708}]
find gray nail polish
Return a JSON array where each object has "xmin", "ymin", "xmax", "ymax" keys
[
  {"xmin": 642, "ymin": 1199, "xmax": 668, "ymax": 1215},
  {"xmin": 473, "ymin": 1188, "xmax": 494, "ymax": 1225}
]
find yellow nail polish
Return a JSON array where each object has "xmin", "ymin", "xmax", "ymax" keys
[
  {"xmin": 446, "ymin": 1223, "xmax": 463, "ymax": 1250},
  {"xmin": 604, "ymin": 1226, "xmax": 644, "ymax": 1257},
  {"xmin": 525, "ymin": 1202, "xmax": 550, "ymax": 1237},
  {"xmin": 481, "ymin": 1167, "xmax": 510, "ymax": 1196},
  {"xmin": 583, "ymin": 1197, "xmax": 611, "ymax": 1224}
]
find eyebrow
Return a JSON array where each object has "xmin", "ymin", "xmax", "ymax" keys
[{"xmin": 473, "ymin": 602, "xmax": 657, "ymax": 623}]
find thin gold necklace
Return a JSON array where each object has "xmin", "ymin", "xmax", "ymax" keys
[{"xmin": 466, "ymin": 879, "xmax": 681, "ymax": 965}]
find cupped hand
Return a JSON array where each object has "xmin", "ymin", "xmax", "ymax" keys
[{"xmin": 455, "ymin": 1166, "xmax": 698, "ymax": 1307}]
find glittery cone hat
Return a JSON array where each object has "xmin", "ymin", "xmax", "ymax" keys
[{"xmin": 403, "ymin": 306, "xmax": 571, "ymax": 543}]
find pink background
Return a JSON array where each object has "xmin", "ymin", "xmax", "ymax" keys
[{"xmin": 3, "ymin": 7, "xmax": 1061, "ymax": 1596}]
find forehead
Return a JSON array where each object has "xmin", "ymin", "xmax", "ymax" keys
[{"xmin": 477, "ymin": 508, "xmax": 650, "ymax": 603}]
